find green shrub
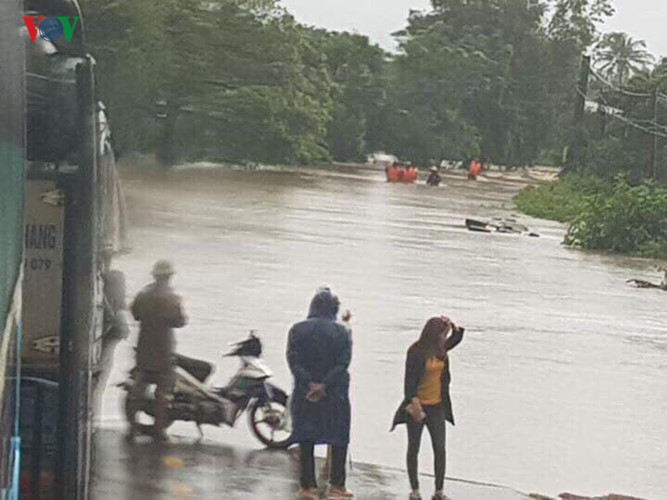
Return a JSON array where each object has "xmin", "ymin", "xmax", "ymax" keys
[
  {"xmin": 516, "ymin": 174, "xmax": 667, "ymax": 259},
  {"xmin": 638, "ymin": 240, "xmax": 667, "ymax": 259},
  {"xmin": 565, "ymin": 177, "xmax": 667, "ymax": 258}
]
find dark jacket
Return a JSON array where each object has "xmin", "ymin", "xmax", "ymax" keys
[
  {"xmin": 426, "ymin": 171, "xmax": 442, "ymax": 187},
  {"xmin": 391, "ymin": 328, "xmax": 464, "ymax": 430},
  {"xmin": 287, "ymin": 290, "xmax": 352, "ymax": 446},
  {"xmin": 131, "ymin": 282, "xmax": 187, "ymax": 372}
]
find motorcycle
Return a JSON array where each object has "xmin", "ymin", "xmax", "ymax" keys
[{"xmin": 119, "ymin": 332, "xmax": 292, "ymax": 449}]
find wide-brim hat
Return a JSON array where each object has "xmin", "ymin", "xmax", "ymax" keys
[{"xmin": 152, "ymin": 260, "xmax": 175, "ymax": 277}]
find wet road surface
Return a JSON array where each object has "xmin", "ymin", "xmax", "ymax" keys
[
  {"xmin": 99, "ymin": 163, "xmax": 667, "ymax": 499},
  {"xmin": 91, "ymin": 429, "xmax": 529, "ymax": 499}
]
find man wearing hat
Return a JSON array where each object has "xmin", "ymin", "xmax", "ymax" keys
[
  {"xmin": 426, "ymin": 166, "xmax": 442, "ymax": 187},
  {"xmin": 128, "ymin": 260, "xmax": 187, "ymax": 441}
]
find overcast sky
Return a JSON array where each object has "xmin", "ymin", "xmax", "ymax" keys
[{"xmin": 281, "ymin": 0, "xmax": 667, "ymax": 58}]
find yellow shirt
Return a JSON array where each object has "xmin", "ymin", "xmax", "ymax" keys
[{"xmin": 416, "ymin": 356, "xmax": 445, "ymax": 405}]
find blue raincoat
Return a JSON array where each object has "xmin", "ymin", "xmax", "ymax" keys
[{"xmin": 286, "ymin": 290, "xmax": 352, "ymax": 446}]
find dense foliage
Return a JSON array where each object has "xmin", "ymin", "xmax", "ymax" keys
[
  {"xmin": 566, "ymin": 178, "xmax": 667, "ymax": 258},
  {"xmin": 572, "ymin": 55, "xmax": 667, "ymax": 183},
  {"xmin": 514, "ymin": 174, "xmax": 605, "ymax": 223},
  {"xmin": 78, "ymin": 0, "xmax": 628, "ymax": 168},
  {"xmin": 82, "ymin": 0, "xmax": 335, "ymax": 164},
  {"xmin": 379, "ymin": 0, "xmax": 585, "ymax": 166},
  {"xmin": 515, "ymin": 175, "xmax": 667, "ymax": 259}
]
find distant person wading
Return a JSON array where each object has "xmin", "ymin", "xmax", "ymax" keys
[
  {"xmin": 386, "ymin": 162, "xmax": 402, "ymax": 183},
  {"xmin": 287, "ymin": 287, "xmax": 354, "ymax": 500},
  {"xmin": 392, "ymin": 316, "xmax": 465, "ymax": 500},
  {"xmin": 426, "ymin": 167, "xmax": 442, "ymax": 187},
  {"xmin": 468, "ymin": 159, "xmax": 482, "ymax": 181}
]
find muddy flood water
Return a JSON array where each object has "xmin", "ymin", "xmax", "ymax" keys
[{"xmin": 100, "ymin": 163, "xmax": 667, "ymax": 499}]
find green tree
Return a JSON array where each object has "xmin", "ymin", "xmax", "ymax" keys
[
  {"xmin": 81, "ymin": 0, "xmax": 334, "ymax": 165},
  {"xmin": 382, "ymin": 0, "xmax": 581, "ymax": 167},
  {"xmin": 548, "ymin": 0, "xmax": 615, "ymax": 49},
  {"xmin": 595, "ymin": 32, "xmax": 654, "ymax": 86},
  {"xmin": 310, "ymin": 31, "xmax": 388, "ymax": 161}
]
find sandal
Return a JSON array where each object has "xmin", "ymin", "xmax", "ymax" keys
[
  {"xmin": 326, "ymin": 486, "xmax": 354, "ymax": 499},
  {"xmin": 298, "ymin": 488, "xmax": 319, "ymax": 500}
]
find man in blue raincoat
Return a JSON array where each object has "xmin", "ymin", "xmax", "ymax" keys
[{"xmin": 287, "ymin": 287, "xmax": 353, "ymax": 500}]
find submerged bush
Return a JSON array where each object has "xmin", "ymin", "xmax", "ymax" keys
[
  {"xmin": 565, "ymin": 177, "xmax": 667, "ymax": 258},
  {"xmin": 516, "ymin": 174, "xmax": 667, "ymax": 259}
]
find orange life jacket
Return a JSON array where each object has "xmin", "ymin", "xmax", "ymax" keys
[
  {"xmin": 387, "ymin": 166, "xmax": 400, "ymax": 183},
  {"xmin": 397, "ymin": 168, "xmax": 405, "ymax": 182}
]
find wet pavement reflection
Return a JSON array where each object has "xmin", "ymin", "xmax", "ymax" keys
[{"xmin": 91, "ymin": 429, "xmax": 528, "ymax": 499}]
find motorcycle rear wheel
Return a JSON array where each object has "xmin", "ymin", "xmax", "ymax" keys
[{"xmin": 248, "ymin": 399, "xmax": 291, "ymax": 449}]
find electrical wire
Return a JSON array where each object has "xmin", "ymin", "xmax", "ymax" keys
[
  {"xmin": 597, "ymin": 89, "xmax": 667, "ymax": 136},
  {"xmin": 596, "ymin": 89, "xmax": 667, "ymax": 133},
  {"xmin": 577, "ymin": 86, "xmax": 667, "ymax": 138},
  {"xmin": 589, "ymin": 67, "xmax": 652, "ymax": 98},
  {"xmin": 611, "ymin": 113, "xmax": 667, "ymax": 138},
  {"xmin": 589, "ymin": 67, "xmax": 667, "ymax": 102}
]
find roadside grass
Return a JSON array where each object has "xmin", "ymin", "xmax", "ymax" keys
[{"xmin": 513, "ymin": 174, "xmax": 605, "ymax": 223}]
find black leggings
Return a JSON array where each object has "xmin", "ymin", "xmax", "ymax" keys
[
  {"xmin": 406, "ymin": 404, "xmax": 446, "ymax": 491},
  {"xmin": 299, "ymin": 442, "xmax": 348, "ymax": 489}
]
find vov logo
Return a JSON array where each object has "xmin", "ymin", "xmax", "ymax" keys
[{"xmin": 22, "ymin": 16, "xmax": 79, "ymax": 43}]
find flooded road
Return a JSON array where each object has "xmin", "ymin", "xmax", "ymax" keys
[{"xmin": 101, "ymin": 163, "xmax": 667, "ymax": 499}]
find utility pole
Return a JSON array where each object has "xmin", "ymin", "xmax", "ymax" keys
[
  {"xmin": 58, "ymin": 56, "xmax": 98, "ymax": 500},
  {"xmin": 646, "ymin": 88, "xmax": 658, "ymax": 180},
  {"xmin": 566, "ymin": 55, "xmax": 591, "ymax": 172},
  {"xmin": 598, "ymin": 96, "xmax": 607, "ymax": 137}
]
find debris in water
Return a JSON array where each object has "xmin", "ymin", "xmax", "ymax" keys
[
  {"xmin": 627, "ymin": 267, "xmax": 667, "ymax": 291},
  {"xmin": 465, "ymin": 218, "xmax": 540, "ymax": 237}
]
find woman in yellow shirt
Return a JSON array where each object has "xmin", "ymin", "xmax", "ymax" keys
[{"xmin": 391, "ymin": 316, "xmax": 465, "ymax": 500}]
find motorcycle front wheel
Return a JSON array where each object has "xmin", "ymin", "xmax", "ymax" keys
[{"xmin": 248, "ymin": 398, "xmax": 292, "ymax": 449}]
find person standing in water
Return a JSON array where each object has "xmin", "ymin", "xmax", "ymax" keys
[
  {"xmin": 403, "ymin": 164, "xmax": 419, "ymax": 184},
  {"xmin": 387, "ymin": 162, "xmax": 402, "ymax": 183},
  {"xmin": 287, "ymin": 287, "xmax": 354, "ymax": 500},
  {"xmin": 391, "ymin": 316, "xmax": 465, "ymax": 500},
  {"xmin": 468, "ymin": 158, "xmax": 482, "ymax": 180},
  {"xmin": 426, "ymin": 167, "xmax": 442, "ymax": 187}
]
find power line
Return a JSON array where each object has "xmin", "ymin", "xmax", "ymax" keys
[
  {"xmin": 589, "ymin": 68, "xmax": 651, "ymax": 98},
  {"xmin": 612, "ymin": 113, "xmax": 667, "ymax": 139},
  {"xmin": 579, "ymin": 86, "xmax": 667, "ymax": 138},
  {"xmin": 632, "ymin": 118, "xmax": 667, "ymax": 133},
  {"xmin": 589, "ymin": 67, "xmax": 667, "ymax": 102}
]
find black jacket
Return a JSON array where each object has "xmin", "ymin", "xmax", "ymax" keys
[{"xmin": 391, "ymin": 328, "xmax": 464, "ymax": 430}]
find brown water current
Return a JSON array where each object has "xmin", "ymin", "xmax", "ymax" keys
[{"xmin": 101, "ymin": 163, "xmax": 667, "ymax": 499}]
